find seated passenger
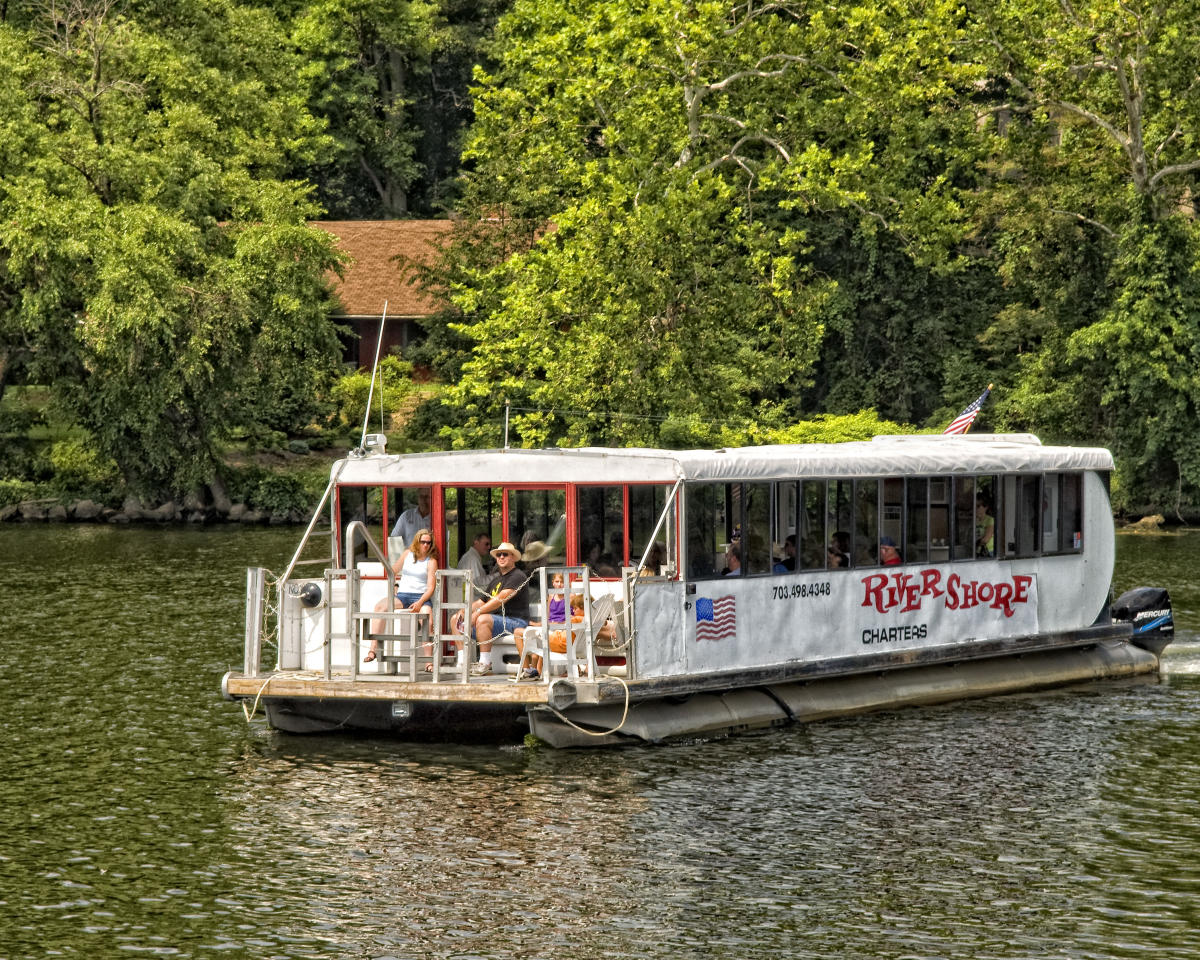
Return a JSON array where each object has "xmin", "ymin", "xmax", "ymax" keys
[
  {"xmin": 976, "ymin": 499, "xmax": 995, "ymax": 557},
  {"xmin": 827, "ymin": 545, "xmax": 849, "ymax": 568},
  {"xmin": 879, "ymin": 536, "xmax": 902, "ymax": 566},
  {"xmin": 773, "ymin": 534, "xmax": 797, "ymax": 573},
  {"xmin": 365, "ymin": 529, "xmax": 438, "ymax": 662},
  {"xmin": 723, "ymin": 542, "xmax": 743, "ymax": 576},
  {"xmin": 513, "ymin": 588, "xmax": 619, "ymax": 676},
  {"xmin": 449, "ymin": 541, "xmax": 530, "ymax": 676}
]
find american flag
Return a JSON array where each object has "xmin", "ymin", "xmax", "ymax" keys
[
  {"xmin": 943, "ymin": 385, "xmax": 991, "ymax": 435},
  {"xmin": 696, "ymin": 596, "xmax": 737, "ymax": 642}
]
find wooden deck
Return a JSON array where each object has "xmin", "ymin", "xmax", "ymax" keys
[{"xmin": 224, "ymin": 670, "xmax": 557, "ymax": 704}]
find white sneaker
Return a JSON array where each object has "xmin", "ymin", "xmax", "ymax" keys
[{"xmin": 469, "ymin": 662, "xmax": 492, "ymax": 676}]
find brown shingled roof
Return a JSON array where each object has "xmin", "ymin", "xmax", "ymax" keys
[{"xmin": 312, "ymin": 220, "xmax": 454, "ymax": 318}]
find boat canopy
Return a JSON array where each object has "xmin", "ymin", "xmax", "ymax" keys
[{"xmin": 330, "ymin": 434, "xmax": 1114, "ymax": 486}]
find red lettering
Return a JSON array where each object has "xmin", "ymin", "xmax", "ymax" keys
[
  {"xmin": 977, "ymin": 582, "xmax": 994, "ymax": 603},
  {"xmin": 920, "ymin": 569, "xmax": 943, "ymax": 599},
  {"xmin": 862, "ymin": 574, "xmax": 890, "ymax": 613},
  {"xmin": 944, "ymin": 573, "xmax": 960, "ymax": 609},
  {"xmin": 961, "ymin": 579, "xmax": 977, "ymax": 607},
  {"xmin": 1013, "ymin": 574, "xmax": 1032, "ymax": 604},
  {"xmin": 991, "ymin": 581, "xmax": 1014, "ymax": 617}
]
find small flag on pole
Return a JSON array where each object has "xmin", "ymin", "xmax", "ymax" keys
[{"xmin": 943, "ymin": 384, "xmax": 992, "ymax": 435}]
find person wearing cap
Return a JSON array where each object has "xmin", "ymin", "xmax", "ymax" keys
[
  {"xmin": 880, "ymin": 536, "xmax": 902, "ymax": 566},
  {"xmin": 449, "ymin": 541, "xmax": 531, "ymax": 675}
]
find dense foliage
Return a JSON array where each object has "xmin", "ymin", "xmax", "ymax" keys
[{"xmin": 2, "ymin": 0, "xmax": 1199, "ymax": 516}]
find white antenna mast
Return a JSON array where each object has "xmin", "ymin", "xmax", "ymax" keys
[{"xmin": 359, "ymin": 300, "xmax": 389, "ymax": 449}]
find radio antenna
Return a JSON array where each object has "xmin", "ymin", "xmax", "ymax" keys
[{"xmin": 359, "ymin": 300, "xmax": 389, "ymax": 448}]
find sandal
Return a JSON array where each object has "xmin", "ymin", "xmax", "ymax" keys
[
  {"xmin": 424, "ymin": 663, "xmax": 434, "ymax": 673},
  {"xmin": 363, "ymin": 649, "xmax": 377, "ymax": 663}
]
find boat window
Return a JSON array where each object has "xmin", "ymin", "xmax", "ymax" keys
[
  {"xmin": 630, "ymin": 484, "xmax": 673, "ymax": 575},
  {"xmin": 1062, "ymin": 473, "xmax": 1083, "ymax": 552},
  {"xmin": 1017, "ymin": 475, "xmax": 1041, "ymax": 556},
  {"xmin": 828, "ymin": 479, "xmax": 853, "ymax": 568},
  {"xmin": 800, "ymin": 480, "xmax": 826, "ymax": 570},
  {"xmin": 906, "ymin": 477, "xmax": 929, "ymax": 564},
  {"xmin": 685, "ymin": 483, "xmax": 726, "ymax": 579},
  {"xmin": 976, "ymin": 475, "xmax": 997, "ymax": 558},
  {"xmin": 336, "ymin": 484, "xmax": 385, "ymax": 563},
  {"xmin": 577, "ymin": 485, "xmax": 624, "ymax": 576},
  {"xmin": 775, "ymin": 481, "xmax": 799, "ymax": 573},
  {"xmin": 853, "ymin": 479, "xmax": 879, "ymax": 567},
  {"xmin": 443, "ymin": 487, "xmax": 502, "ymax": 573},
  {"xmin": 1042, "ymin": 473, "xmax": 1061, "ymax": 553},
  {"xmin": 881, "ymin": 478, "xmax": 903, "ymax": 558},
  {"xmin": 952, "ymin": 476, "xmax": 975, "ymax": 560},
  {"xmin": 741, "ymin": 483, "xmax": 772, "ymax": 575},
  {"xmin": 930, "ymin": 476, "xmax": 951, "ymax": 563},
  {"xmin": 508, "ymin": 488, "xmax": 567, "ymax": 571},
  {"xmin": 999, "ymin": 475, "xmax": 1018, "ymax": 557}
]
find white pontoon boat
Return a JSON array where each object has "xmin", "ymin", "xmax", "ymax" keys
[{"xmin": 222, "ymin": 433, "xmax": 1173, "ymax": 747}]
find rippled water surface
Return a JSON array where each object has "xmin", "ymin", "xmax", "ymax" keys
[{"xmin": 4, "ymin": 525, "xmax": 1200, "ymax": 959}]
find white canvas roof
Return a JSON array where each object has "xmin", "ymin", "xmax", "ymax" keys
[{"xmin": 331, "ymin": 434, "xmax": 1113, "ymax": 486}]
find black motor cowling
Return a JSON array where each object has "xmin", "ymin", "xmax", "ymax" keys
[{"xmin": 1112, "ymin": 586, "xmax": 1174, "ymax": 656}]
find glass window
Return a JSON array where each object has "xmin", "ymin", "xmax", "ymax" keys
[
  {"xmin": 443, "ymin": 487, "xmax": 501, "ymax": 574},
  {"xmin": 630, "ymin": 484, "xmax": 673, "ymax": 575},
  {"xmin": 577, "ymin": 485, "xmax": 623, "ymax": 577},
  {"xmin": 976, "ymin": 476, "xmax": 997, "ymax": 558},
  {"xmin": 775, "ymin": 481, "xmax": 799, "ymax": 573},
  {"xmin": 929, "ymin": 476, "xmax": 951, "ymax": 562},
  {"xmin": 800, "ymin": 481, "xmax": 827, "ymax": 570},
  {"xmin": 879, "ymin": 477, "xmax": 902, "ymax": 565},
  {"xmin": 1062, "ymin": 473, "xmax": 1083, "ymax": 552},
  {"xmin": 686, "ymin": 483, "xmax": 726, "ymax": 579},
  {"xmin": 999, "ymin": 475, "xmax": 1018, "ymax": 557},
  {"xmin": 338, "ymin": 485, "xmax": 386, "ymax": 564},
  {"xmin": 1042, "ymin": 473, "xmax": 1061, "ymax": 553},
  {"xmin": 906, "ymin": 478, "xmax": 929, "ymax": 564},
  {"xmin": 1017, "ymin": 475, "xmax": 1040, "ymax": 556},
  {"xmin": 853, "ymin": 480, "xmax": 879, "ymax": 567},
  {"xmin": 952, "ymin": 476, "xmax": 975, "ymax": 560},
  {"xmin": 827, "ymin": 479, "xmax": 853, "ymax": 567},
  {"xmin": 737, "ymin": 483, "xmax": 771, "ymax": 575},
  {"xmin": 508, "ymin": 488, "xmax": 567, "ymax": 571}
]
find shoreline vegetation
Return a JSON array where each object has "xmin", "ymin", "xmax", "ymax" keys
[{"xmin": 3, "ymin": 3, "xmax": 1200, "ymax": 523}]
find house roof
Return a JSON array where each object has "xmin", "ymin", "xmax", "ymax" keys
[{"xmin": 312, "ymin": 220, "xmax": 455, "ymax": 318}]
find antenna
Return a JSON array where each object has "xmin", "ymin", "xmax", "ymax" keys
[{"xmin": 359, "ymin": 300, "xmax": 389, "ymax": 449}]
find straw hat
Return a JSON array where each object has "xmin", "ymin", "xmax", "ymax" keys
[
  {"xmin": 490, "ymin": 541, "xmax": 522, "ymax": 561},
  {"xmin": 520, "ymin": 540, "xmax": 551, "ymax": 563}
]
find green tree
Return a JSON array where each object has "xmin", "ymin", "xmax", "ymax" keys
[
  {"xmin": 0, "ymin": 1, "xmax": 344, "ymax": 497},
  {"xmin": 291, "ymin": 0, "xmax": 507, "ymax": 217},
  {"xmin": 973, "ymin": 0, "xmax": 1200, "ymax": 510},
  {"xmin": 431, "ymin": 0, "xmax": 983, "ymax": 448}
]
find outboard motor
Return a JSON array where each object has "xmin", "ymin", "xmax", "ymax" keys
[{"xmin": 1112, "ymin": 586, "xmax": 1174, "ymax": 655}]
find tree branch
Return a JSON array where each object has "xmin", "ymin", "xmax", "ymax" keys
[{"xmin": 1050, "ymin": 208, "xmax": 1116, "ymax": 237}]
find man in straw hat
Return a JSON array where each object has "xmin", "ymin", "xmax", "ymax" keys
[{"xmin": 449, "ymin": 541, "xmax": 531, "ymax": 675}]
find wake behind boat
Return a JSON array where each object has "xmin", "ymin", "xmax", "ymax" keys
[{"xmin": 222, "ymin": 433, "xmax": 1173, "ymax": 746}]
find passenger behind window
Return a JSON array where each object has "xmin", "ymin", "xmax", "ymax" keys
[
  {"xmin": 827, "ymin": 544, "xmax": 849, "ymax": 568},
  {"xmin": 880, "ymin": 536, "xmax": 902, "ymax": 566},
  {"xmin": 773, "ymin": 535, "xmax": 797, "ymax": 573},
  {"xmin": 976, "ymin": 497, "xmax": 995, "ymax": 557},
  {"xmin": 724, "ymin": 542, "xmax": 743, "ymax": 576}
]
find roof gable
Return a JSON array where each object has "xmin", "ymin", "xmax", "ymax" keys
[{"xmin": 312, "ymin": 220, "xmax": 454, "ymax": 318}]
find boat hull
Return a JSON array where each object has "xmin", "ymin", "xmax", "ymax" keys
[
  {"xmin": 240, "ymin": 638, "xmax": 1161, "ymax": 746},
  {"xmin": 527, "ymin": 640, "xmax": 1161, "ymax": 747}
]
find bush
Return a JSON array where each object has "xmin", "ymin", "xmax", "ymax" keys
[
  {"xmin": 46, "ymin": 438, "xmax": 121, "ymax": 500},
  {"xmin": 0, "ymin": 478, "xmax": 39, "ymax": 507},
  {"xmin": 331, "ymin": 355, "xmax": 414, "ymax": 433}
]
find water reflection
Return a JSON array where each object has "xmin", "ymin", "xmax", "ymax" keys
[{"xmin": 4, "ymin": 526, "xmax": 1200, "ymax": 958}]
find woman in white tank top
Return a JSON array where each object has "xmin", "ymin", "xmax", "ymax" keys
[{"xmin": 365, "ymin": 528, "xmax": 439, "ymax": 662}]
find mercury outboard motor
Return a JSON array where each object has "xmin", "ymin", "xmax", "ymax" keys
[{"xmin": 1112, "ymin": 586, "xmax": 1174, "ymax": 655}]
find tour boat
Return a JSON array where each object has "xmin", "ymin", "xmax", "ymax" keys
[{"xmin": 221, "ymin": 433, "xmax": 1173, "ymax": 747}]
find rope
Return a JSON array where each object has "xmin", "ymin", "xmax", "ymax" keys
[
  {"xmin": 241, "ymin": 674, "xmax": 276, "ymax": 722},
  {"xmin": 540, "ymin": 676, "xmax": 632, "ymax": 738}
]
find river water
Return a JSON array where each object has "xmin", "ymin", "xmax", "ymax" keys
[{"xmin": 3, "ymin": 524, "xmax": 1200, "ymax": 959}]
